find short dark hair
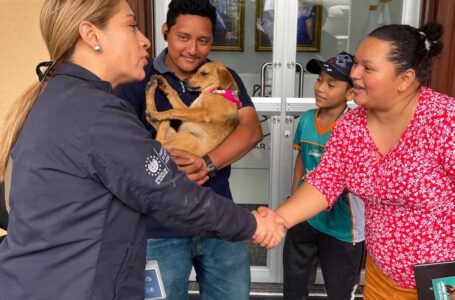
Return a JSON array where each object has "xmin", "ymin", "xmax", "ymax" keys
[
  {"xmin": 368, "ymin": 22, "xmax": 443, "ymax": 84},
  {"xmin": 166, "ymin": 0, "xmax": 217, "ymax": 34}
]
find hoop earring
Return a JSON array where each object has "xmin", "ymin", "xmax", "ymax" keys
[{"xmin": 94, "ymin": 45, "xmax": 102, "ymax": 52}]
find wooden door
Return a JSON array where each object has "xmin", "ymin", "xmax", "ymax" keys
[
  {"xmin": 127, "ymin": 0, "xmax": 155, "ymax": 57},
  {"xmin": 421, "ymin": 0, "xmax": 455, "ymax": 96}
]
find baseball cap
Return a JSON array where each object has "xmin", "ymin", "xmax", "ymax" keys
[{"xmin": 306, "ymin": 51, "xmax": 354, "ymax": 86}]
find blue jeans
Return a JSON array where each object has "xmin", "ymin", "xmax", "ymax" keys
[{"xmin": 146, "ymin": 237, "xmax": 251, "ymax": 300}]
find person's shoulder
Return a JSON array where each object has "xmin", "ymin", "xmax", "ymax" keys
[
  {"xmin": 420, "ymin": 86, "xmax": 455, "ymax": 120},
  {"xmin": 296, "ymin": 109, "xmax": 317, "ymax": 129},
  {"xmin": 98, "ymin": 92, "xmax": 137, "ymax": 113},
  {"xmin": 334, "ymin": 106, "xmax": 364, "ymax": 132},
  {"xmin": 144, "ymin": 58, "xmax": 157, "ymax": 75},
  {"xmin": 218, "ymin": 64, "xmax": 253, "ymax": 106},
  {"xmin": 205, "ymin": 59, "xmax": 243, "ymax": 86},
  {"xmin": 302, "ymin": 108, "xmax": 317, "ymax": 118},
  {"xmin": 49, "ymin": 75, "xmax": 111, "ymax": 107},
  {"xmin": 226, "ymin": 65, "xmax": 239, "ymax": 75},
  {"xmin": 296, "ymin": 109, "xmax": 315, "ymax": 123},
  {"xmin": 69, "ymin": 81, "xmax": 135, "ymax": 119},
  {"xmin": 422, "ymin": 86, "xmax": 454, "ymax": 107},
  {"xmin": 85, "ymin": 92, "xmax": 144, "ymax": 139},
  {"xmin": 225, "ymin": 66, "xmax": 243, "ymax": 83},
  {"xmin": 80, "ymin": 90, "xmax": 133, "ymax": 129},
  {"xmin": 341, "ymin": 106, "xmax": 363, "ymax": 121}
]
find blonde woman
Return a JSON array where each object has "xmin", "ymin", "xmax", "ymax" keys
[{"xmin": 0, "ymin": 0, "xmax": 284, "ymax": 298}]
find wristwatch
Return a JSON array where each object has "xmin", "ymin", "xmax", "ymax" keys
[{"xmin": 202, "ymin": 155, "xmax": 218, "ymax": 178}]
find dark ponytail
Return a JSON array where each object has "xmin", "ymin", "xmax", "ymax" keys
[{"xmin": 368, "ymin": 22, "xmax": 443, "ymax": 84}]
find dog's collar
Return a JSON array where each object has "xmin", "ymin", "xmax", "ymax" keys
[{"xmin": 210, "ymin": 88, "xmax": 242, "ymax": 107}]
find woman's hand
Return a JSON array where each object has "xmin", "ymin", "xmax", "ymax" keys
[{"xmin": 251, "ymin": 207, "xmax": 288, "ymax": 249}]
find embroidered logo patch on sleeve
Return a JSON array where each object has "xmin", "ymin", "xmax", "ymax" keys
[{"xmin": 145, "ymin": 148, "xmax": 171, "ymax": 185}]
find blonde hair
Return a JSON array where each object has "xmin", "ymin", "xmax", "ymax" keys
[{"xmin": 0, "ymin": 0, "xmax": 122, "ymax": 180}]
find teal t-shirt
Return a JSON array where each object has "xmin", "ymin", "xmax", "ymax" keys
[{"xmin": 293, "ymin": 108, "xmax": 364, "ymax": 243}]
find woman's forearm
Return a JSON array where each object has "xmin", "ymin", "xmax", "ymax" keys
[{"xmin": 276, "ymin": 182, "xmax": 328, "ymax": 228}]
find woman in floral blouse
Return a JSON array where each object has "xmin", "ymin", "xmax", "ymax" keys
[{"xmin": 270, "ymin": 22, "xmax": 454, "ymax": 298}]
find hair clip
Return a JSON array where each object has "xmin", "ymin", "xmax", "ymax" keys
[
  {"xmin": 424, "ymin": 39, "xmax": 431, "ymax": 51},
  {"xmin": 418, "ymin": 31, "xmax": 431, "ymax": 52},
  {"xmin": 36, "ymin": 61, "xmax": 56, "ymax": 82}
]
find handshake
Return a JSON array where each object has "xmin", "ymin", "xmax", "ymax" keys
[{"xmin": 251, "ymin": 206, "xmax": 289, "ymax": 249}]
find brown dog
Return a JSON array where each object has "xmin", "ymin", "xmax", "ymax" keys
[{"xmin": 144, "ymin": 62, "xmax": 240, "ymax": 157}]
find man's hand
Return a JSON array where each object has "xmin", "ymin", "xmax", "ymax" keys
[
  {"xmin": 251, "ymin": 207, "xmax": 288, "ymax": 249},
  {"xmin": 169, "ymin": 149, "xmax": 209, "ymax": 185}
]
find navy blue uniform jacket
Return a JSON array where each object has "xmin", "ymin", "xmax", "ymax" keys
[{"xmin": 0, "ymin": 63, "xmax": 256, "ymax": 299}]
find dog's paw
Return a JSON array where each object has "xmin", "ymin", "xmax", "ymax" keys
[
  {"xmin": 153, "ymin": 75, "xmax": 173, "ymax": 95},
  {"xmin": 149, "ymin": 75, "xmax": 166, "ymax": 87},
  {"xmin": 146, "ymin": 76, "xmax": 158, "ymax": 92},
  {"xmin": 147, "ymin": 110, "xmax": 168, "ymax": 121},
  {"xmin": 145, "ymin": 110, "xmax": 159, "ymax": 122},
  {"xmin": 149, "ymin": 115, "xmax": 160, "ymax": 122}
]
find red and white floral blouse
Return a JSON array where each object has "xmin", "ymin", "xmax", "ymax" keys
[{"xmin": 307, "ymin": 87, "xmax": 455, "ymax": 288}]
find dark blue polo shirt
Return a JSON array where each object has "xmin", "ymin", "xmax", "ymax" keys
[{"xmin": 115, "ymin": 49, "xmax": 255, "ymax": 238}]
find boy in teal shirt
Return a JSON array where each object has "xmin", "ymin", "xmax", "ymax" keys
[{"xmin": 283, "ymin": 52, "xmax": 365, "ymax": 300}]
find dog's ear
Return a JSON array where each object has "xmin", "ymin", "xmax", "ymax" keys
[{"xmin": 217, "ymin": 67, "xmax": 239, "ymax": 91}]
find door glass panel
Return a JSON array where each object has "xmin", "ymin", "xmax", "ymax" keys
[
  {"xmin": 292, "ymin": 0, "xmax": 404, "ymax": 98},
  {"xmin": 209, "ymin": 0, "xmax": 274, "ymax": 98}
]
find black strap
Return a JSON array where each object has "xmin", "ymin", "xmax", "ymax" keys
[{"xmin": 0, "ymin": 181, "xmax": 7, "ymax": 231}]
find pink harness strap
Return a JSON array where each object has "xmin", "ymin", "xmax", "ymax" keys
[{"xmin": 210, "ymin": 88, "xmax": 242, "ymax": 107}]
